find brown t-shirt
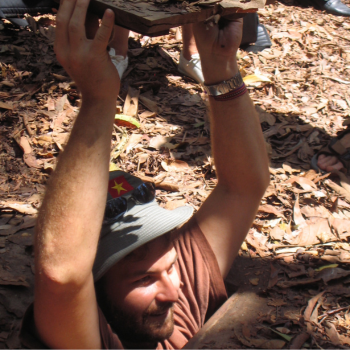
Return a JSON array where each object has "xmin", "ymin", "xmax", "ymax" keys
[{"xmin": 20, "ymin": 217, "xmax": 227, "ymax": 349}]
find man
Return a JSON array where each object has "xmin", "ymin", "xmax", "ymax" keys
[{"xmin": 19, "ymin": 0, "xmax": 270, "ymax": 348}]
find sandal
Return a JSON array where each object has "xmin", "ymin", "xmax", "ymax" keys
[{"xmin": 311, "ymin": 128, "xmax": 350, "ymax": 174}]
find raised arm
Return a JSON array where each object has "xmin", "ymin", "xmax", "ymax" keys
[
  {"xmin": 193, "ymin": 18, "xmax": 270, "ymax": 278},
  {"xmin": 34, "ymin": 0, "xmax": 118, "ymax": 348}
]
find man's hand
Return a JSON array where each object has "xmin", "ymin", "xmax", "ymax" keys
[
  {"xmin": 55, "ymin": 0, "xmax": 119, "ymax": 101},
  {"xmin": 193, "ymin": 18, "xmax": 243, "ymax": 84}
]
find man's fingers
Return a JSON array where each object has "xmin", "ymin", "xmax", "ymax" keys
[
  {"xmin": 93, "ymin": 9, "xmax": 115, "ymax": 50},
  {"xmin": 69, "ymin": 0, "xmax": 90, "ymax": 45},
  {"xmin": 55, "ymin": 0, "xmax": 77, "ymax": 56}
]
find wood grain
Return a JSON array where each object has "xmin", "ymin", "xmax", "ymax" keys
[{"xmin": 89, "ymin": 0, "xmax": 265, "ymax": 36}]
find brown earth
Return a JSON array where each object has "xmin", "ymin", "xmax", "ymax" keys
[{"xmin": 1, "ymin": 0, "xmax": 350, "ymax": 347}]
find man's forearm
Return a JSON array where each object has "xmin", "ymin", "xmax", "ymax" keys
[
  {"xmin": 208, "ymin": 90, "xmax": 269, "ymax": 195},
  {"xmin": 35, "ymin": 100, "xmax": 115, "ymax": 287},
  {"xmin": 201, "ymin": 51, "xmax": 269, "ymax": 195}
]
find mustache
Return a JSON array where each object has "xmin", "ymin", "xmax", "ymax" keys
[{"xmin": 145, "ymin": 302, "xmax": 174, "ymax": 316}]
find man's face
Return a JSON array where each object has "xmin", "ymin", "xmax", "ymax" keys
[{"xmin": 101, "ymin": 237, "xmax": 180, "ymax": 344}]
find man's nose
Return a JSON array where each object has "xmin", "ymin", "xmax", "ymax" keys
[{"xmin": 156, "ymin": 273, "xmax": 179, "ymax": 303}]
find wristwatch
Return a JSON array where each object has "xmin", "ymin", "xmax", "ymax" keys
[{"xmin": 203, "ymin": 72, "xmax": 244, "ymax": 97}]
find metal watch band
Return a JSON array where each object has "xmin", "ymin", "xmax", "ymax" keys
[{"xmin": 203, "ymin": 72, "xmax": 244, "ymax": 97}]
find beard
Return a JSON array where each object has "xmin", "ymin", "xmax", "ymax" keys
[{"xmin": 104, "ymin": 300, "xmax": 175, "ymax": 345}]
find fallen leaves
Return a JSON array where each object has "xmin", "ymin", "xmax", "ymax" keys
[
  {"xmin": 235, "ymin": 323, "xmax": 285, "ymax": 349},
  {"xmin": 0, "ymin": 101, "xmax": 13, "ymax": 110},
  {"xmin": 0, "ymin": 202, "xmax": 37, "ymax": 215},
  {"xmin": 1, "ymin": 1, "xmax": 350, "ymax": 348},
  {"xmin": 259, "ymin": 204, "xmax": 286, "ymax": 219}
]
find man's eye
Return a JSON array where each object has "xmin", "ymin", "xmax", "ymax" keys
[
  {"xmin": 168, "ymin": 264, "xmax": 174, "ymax": 273},
  {"xmin": 136, "ymin": 276, "xmax": 151, "ymax": 285}
]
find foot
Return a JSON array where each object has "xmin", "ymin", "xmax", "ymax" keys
[
  {"xmin": 308, "ymin": 0, "xmax": 350, "ymax": 16},
  {"xmin": 317, "ymin": 133, "xmax": 350, "ymax": 172},
  {"xmin": 324, "ymin": 0, "xmax": 350, "ymax": 16},
  {"xmin": 242, "ymin": 24, "xmax": 272, "ymax": 53},
  {"xmin": 5, "ymin": 18, "xmax": 29, "ymax": 27},
  {"xmin": 178, "ymin": 52, "xmax": 204, "ymax": 84},
  {"xmin": 109, "ymin": 48, "xmax": 129, "ymax": 79}
]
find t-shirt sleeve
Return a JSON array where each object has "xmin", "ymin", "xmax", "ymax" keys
[
  {"xmin": 174, "ymin": 216, "xmax": 227, "ymax": 326},
  {"xmin": 19, "ymin": 303, "xmax": 123, "ymax": 349},
  {"xmin": 98, "ymin": 307, "xmax": 124, "ymax": 349},
  {"xmin": 20, "ymin": 304, "xmax": 49, "ymax": 349}
]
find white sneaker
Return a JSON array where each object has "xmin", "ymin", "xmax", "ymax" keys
[
  {"xmin": 109, "ymin": 48, "xmax": 129, "ymax": 79},
  {"xmin": 178, "ymin": 52, "xmax": 204, "ymax": 84}
]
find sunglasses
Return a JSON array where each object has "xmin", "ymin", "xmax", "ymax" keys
[{"xmin": 104, "ymin": 182, "xmax": 156, "ymax": 221}]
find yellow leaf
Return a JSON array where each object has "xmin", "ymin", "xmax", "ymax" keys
[
  {"xmin": 109, "ymin": 163, "xmax": 120, "ymax": 171},
  {"xmin": 243, "ymin": 69, "xmax": 271, "ymax": 85},
  {"xmin": 114, "ymin": 114, "xmax": 140, "ymax": 129}
]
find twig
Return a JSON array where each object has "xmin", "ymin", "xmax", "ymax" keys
[
  {"xmin": 137, "ymin": 174, "xmax": 180, "ymax": 192},
  {"xmin": 321, "ymin": 76, "xmax": 350, "ymax": 85},
  {"xmin": 318, "ymin": 306, "xmax": 350, "ymax": 319}
]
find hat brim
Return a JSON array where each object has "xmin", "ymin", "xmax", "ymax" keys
[{"xmin": 93, "ymin": 200, "xmax": 193, "ymax": 281}]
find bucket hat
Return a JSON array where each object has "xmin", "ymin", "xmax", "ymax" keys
[{"xmin": 93, "ymin": 171, "xmax": 193, "ymax": 281}]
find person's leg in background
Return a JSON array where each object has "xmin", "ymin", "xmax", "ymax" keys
[
  {"xmin": 300, "ymin": 0, "xmax": 350, "ymax": 17},
  {"xmin": 100, "ymin": 22, "xmax": 205, "ymax": 84},
  {"xmin": 0, "ymin": 2, "xmax": 271, "ymax": 83},
  {"xmin": 177, "ymin": 17, "xmax": 273, "ymax": 83},
  {"xmin": 106, "ymin": 25, "xmax": 129, "ymax": 79},
  {"xmin": 85, "ymin": 12, "xmax": 129, "ymax": 79},
  {"xmin": 178, "ymin": 24, "xmax": 204, "ymax": 84},
  {"xmin": 0, "ymin": 0, "xmax": 56, "ymax": 27},
  {"xmin": 240, "ymin": 13, "xmax": 272, "ymax": 54}
]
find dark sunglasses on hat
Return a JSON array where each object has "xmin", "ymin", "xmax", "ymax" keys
[{"xmin": 104, "ymin": 182, "xmax": 156, "ymax": 221}]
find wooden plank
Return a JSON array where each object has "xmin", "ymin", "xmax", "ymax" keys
[
  {"xmin": 89, "ymin": 0, "xmax": 265, "ymax": 36},
  {"xmin": 183, "ymin": 290, "xmax": 273, "ymax": 349}
]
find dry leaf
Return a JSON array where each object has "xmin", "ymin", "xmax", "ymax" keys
[
  {"xmin": 328, "ymin": 217, "xmax": 350, "ymax": 237},
  {"xmin": 164, "ymin": 199, "xmax": 187, "ymax": 210},
  {"xmin": 286, "ymin": 176, "xmax": 317, "ymax": 191},
  {"xmin": 287, "ymin": 218, "xmax": 333, "ymax": 246},
  {"xmin": 166, "ymin": 160, "xmax": 189, "ymax": 172},
  {"xmin": 249, "ymin": 277, "xmax": 259, "ymax": 286},
  {"xmin": 256, "ymin": 106, "xmax": 276, "ymax": 126},
  {"xmin": 139, "ymin": 95, "xmax": 158, "ymax": 113},
  {"xmin": 293, "ymin": 195, "xmax": 306, "ymax": 227},
  {"xmin": 259, "ymin": 204, "xmax": 286, "ymax": 219},
  {"xmin": 324, "ymin": 321, "xmax": 341, "ymax": 346},
  {"xmin": 0, "ymin": 202, "xmax": 37, "ymax": 215},
  {"xmin": 268, "ymin": 299, "xmax": 286, "ymax": 307},
  {"xmin": 0, "ymin": 101, "xmax": 13, "ymax": 110},
  {"xmin": 270, "ymin": 225, "xmax": 285, "ymax": 240},
  {"xmin": 149, "ymin": 135, "xmax": 172, "ymax": 149}
]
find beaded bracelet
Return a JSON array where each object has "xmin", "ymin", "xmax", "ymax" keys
[{"xmin": 212, "ymin": 83, "xmax": 247, "ymax": 102}]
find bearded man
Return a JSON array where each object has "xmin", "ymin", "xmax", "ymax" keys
[{"xmin": 19, "ymin": 0, "xmax": 270, "ymax": 348}]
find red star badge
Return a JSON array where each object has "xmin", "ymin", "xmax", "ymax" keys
[{"xmin": 108, "ymin": 176, "xmax": 134, "ymax": 198}]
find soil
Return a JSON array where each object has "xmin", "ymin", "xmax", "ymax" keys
[{"xmin": 1, "ymin": 0, "xmax": 350, "ymax": 347}]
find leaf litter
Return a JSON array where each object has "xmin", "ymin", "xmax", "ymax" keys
[{"xmin": 1, "ymin": 0, "xmax": 350, "ymax": 347}]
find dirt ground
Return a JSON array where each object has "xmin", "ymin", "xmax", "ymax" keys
[{"xmin": 1, "ymin": 0, "xmax": 350, "ymax": 348}]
